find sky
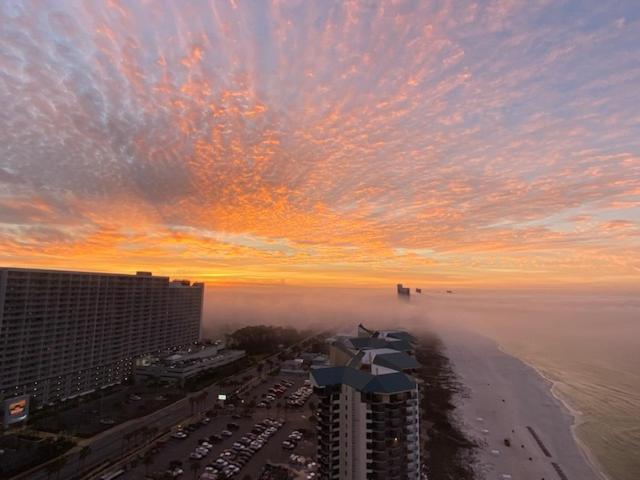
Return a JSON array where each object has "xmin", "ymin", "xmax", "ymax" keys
[{"xmin": 1, "ymin": 0, "xmax": 639, "ymax": 287}]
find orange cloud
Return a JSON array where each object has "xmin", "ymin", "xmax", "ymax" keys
[{"xmin": 0, "ymin": 1, "xmax": 638, "ymax": 288}]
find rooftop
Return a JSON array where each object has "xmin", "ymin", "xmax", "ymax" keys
[
  {"xmin": 311, "ymin": 366, "xmax": 416, "ymax": 394},
  {"xmin": 372, "ymin": 351, "xmax": 420, "ymax": 371}
]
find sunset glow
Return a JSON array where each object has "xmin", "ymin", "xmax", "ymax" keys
[{"xmin": 1, "ymin": 1, "xmax": 639, "ymax": 286}]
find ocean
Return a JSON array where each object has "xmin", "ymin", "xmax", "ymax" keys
[
  {"xmin": 202, "ymin": 285, "xmax": 640, "ymax": 479},
  {"xmin": 417, "ymin": 291, "xmax": 640, "ymax": 480}
]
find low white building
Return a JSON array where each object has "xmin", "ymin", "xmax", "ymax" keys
[
  {"xmin": 135, "ymin": 345, "xmax": 245, "ymax": 386},
  {"xmin": 281, "ymin": 358, "xmax": 306, "ymax": 375}
]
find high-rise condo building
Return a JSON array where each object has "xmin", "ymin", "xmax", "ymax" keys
[
  {"xmin": 0, "ymin": 268, "xmax": 203, "ymax": 409},
  {"xmin": 311, "ymin": 325, "xmax": 422, "ymax": 480}
]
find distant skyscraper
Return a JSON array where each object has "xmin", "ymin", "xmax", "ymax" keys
[
  {"xmin": 311, "ymin": 326, "xmax": 421, "ymax": 479},
  {"xmin": 0, "ymin": 268, "xmax": 203, "ymax": 410},
  {"xmin": 397, "ymin": 283, "xmax": 411, "ymax": 298}
]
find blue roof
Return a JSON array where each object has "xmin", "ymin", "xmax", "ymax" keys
[
  {"xmin": 372, "ymin": 352, "xmax": 420, "ymax": 371},
  {"xmin": 311, "ymin": 366, "xmax": 416, "ymax": 394},
  {"xmin": 361, "ymin": 372, "xmax": 416, "ymax": 393}
]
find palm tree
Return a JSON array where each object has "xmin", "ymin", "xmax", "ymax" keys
[{"xmin": 78, "ymin": 445, "xmax": 92, "ymax": 476}]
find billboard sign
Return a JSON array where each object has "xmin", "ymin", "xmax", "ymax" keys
[{"xmin": 3, "ymin": 395, "xmax": 30, "ymax": 426}]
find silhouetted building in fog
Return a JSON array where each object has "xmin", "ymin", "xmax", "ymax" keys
[{"xmin": 397, "ymin": 283, "xmax": 410, "ymax": 297}]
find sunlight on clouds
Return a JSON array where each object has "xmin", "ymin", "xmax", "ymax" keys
[{"xmin": 0, "ymin": 0, "xmax": 638, "ymax": 287}]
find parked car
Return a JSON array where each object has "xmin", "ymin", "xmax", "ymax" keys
[{"xmin": 166, "ymin": 467, "xmax": 183, "ymax": 478}]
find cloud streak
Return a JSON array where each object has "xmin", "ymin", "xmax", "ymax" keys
[{"xmin": 0, "ymin": 0, "xmax": 639, "ymax": 286}]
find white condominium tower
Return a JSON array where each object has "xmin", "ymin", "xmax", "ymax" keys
[
  {"xmin": 0, "ymin": 268, "xmax": 203, "ymax": 409},
  {"xmin": 311, "ymin": 325, "xmax": 422, "ymax": 480}
]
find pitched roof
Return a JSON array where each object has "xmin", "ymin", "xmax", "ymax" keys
[
  {"xmin": 372, "ymin": 351, "xmax": 420, "ymax": 371},
  {"xmin": 361, "ymin": 372, "xmax": 416, "ymax": 393},
  {"xmin": 311, "ymin": 366, "xmax": 371, "ymax": 391},
  {"xmin": 311, "ymin": 366, "xmax": 416, "ymax": 394}
]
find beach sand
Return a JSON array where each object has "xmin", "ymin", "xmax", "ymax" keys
[{"xmin": 440, "ymin": 328, "xmax": 606, "ymax": 480}]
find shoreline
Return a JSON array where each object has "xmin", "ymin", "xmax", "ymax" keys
[
  {"xmin": 414, "ymin": 332, "xmax": 477, "ymax": 480},
  {"xmin": 494, "ymin": 343, "xmax": 612, "ymax": 480},
  {"xmin": 439, "ymin": 327, "xmax": 605, "ymax": 480}
]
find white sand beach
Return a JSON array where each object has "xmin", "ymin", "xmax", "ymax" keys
[{"xmin": 441, "ymin": 328, "xmax": 607, "ymax": 480}]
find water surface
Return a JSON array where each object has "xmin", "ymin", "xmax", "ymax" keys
[{"xmin": 419, "ymin": 291, "xmax": 640, "ymax": 480}]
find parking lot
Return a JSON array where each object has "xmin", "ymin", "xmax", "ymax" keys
[{"xmin": 119, "ymin": 373, "xmax": 317, "ymax": 479}]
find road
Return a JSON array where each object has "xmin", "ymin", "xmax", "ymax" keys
[
  {"xmin": 13, "ymin": 333, "xmax": 322, "ymax": 480},
  {"xmin": 119, "ymin": 374, "xmax": 316, "ymax": 480},
  {"xmin": 14, "ymin": 360, "xmax": 268, "ymax": 480}
]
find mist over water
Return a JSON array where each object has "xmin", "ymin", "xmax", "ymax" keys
[
  {"xmin": 419, "ymin": 291, "xmax": 640, "ymax": 480},
  {"xmin": 200, "ymin": 286, "xmax": 424, "ymax": 338},
  {"xmin": 202, "ymin": 285, "xmax": 640, "ymax": 480}
]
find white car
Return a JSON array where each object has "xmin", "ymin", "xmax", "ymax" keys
[
  {"xmin": 189, "ymin": 452, "xmax": 203, "ymax": 460},
  {"xmin": 223, "ymin": 466, "xmax": 238, "ymax": 476}
]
